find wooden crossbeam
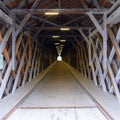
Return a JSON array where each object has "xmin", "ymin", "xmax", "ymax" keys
[
  {"xmin": 0, "ymin": 32, "xmax": 24, "ymax": 99},
  {"xmin": 87, "ymin": 12, "xmax": 105, "ymax": 37},
  {"xmin": 91, "ymin": 38, "xmax": 107, "ymax": 92},
  {"xmin": 107, "ymin": 25, "xmax": 120, "ymax": 61},
  {"xmin": 30, "ymin": 26, "xmax": 90, "ymax": 30},
  {"xmin": 31, "ymin": 15, "xmax": 59, "ymax": 27},
  {"xmin": 78, "ymin": 29, "xmax": 89, "ymax": 44},
  {"xmin": 107, "ymin": 6, "xmax": 120, "ymax": 25},
  {"xmin": 0, "ymin": 9, "xmax": 12, "ymax": 25},
  {"xmin": 107, "ymin": 61, "xmax": 120, "ymax": 102},
  {"xmin": 0, "ymin": 27, "xmax": 12, "ymax": 54},
  {"xmin": 0, "ymin": 62, "xmax": 12, "ymax": 99},
  {"xmin": 109, "ymin": 27, "xmax": 120, "ymax": 63},
  {"xmin": 28, "ymin": 43, "xmax": 38, "ymax": 82},
  {"xmin": 12, "ymin": 42, "xmax": 28, "ymax": 93},
  {"xmin": 11, "ymin": 0, "xmax": 40, "ymax": 71},
  {"xmin": 22, "ymin": 62, "xmax": 29, "ymax": 87},
  {"xmin": 12, "ymin": 8, "xmax": 106, "ymax": 15},
  {"xmin": 93, "ymin": 0, "xmax": 101, "ymax": 10}
]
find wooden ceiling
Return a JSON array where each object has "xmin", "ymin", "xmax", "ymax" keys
[{"xmin": 0, "ymin": 0, "xmax": 117, "ymax": 51}]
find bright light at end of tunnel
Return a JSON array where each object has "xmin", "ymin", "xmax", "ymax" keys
[{"xmin": 57, "ymin": 56, "xmax": 62, "ymax": 61}]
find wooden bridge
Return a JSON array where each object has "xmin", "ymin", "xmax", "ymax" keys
[{"xmin": 0, "ymin": 0, "xmax": 120, "ymax": 120}]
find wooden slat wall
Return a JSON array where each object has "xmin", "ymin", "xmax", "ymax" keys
[
  {"xmin": 0, "ymin": 25, "xmax": 56, "ymax": 100},
  {"xmin": 64, "ymin": 23, "xmax": 120, "ymax": 102}
]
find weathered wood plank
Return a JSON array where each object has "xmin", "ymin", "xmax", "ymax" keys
[
  {"xmin": 12, "ymin": 14, "xmax": 16, "ymax": 71},
  {"xmin": 87, "ymin": 12, "xmax": 105, "ymax": 37},
  {"xmin": 78, "ymin": 29, "xmax": 89, "ymax": 44},
  {"xmin": 0, "ymin": 27, "xmax": 12, "ymax": 54},
  {"xmin": 28, "ymin": 44, "xmax": 37, "ymax": 82},
  {"xmin": 12, "ymin": 42, "xmax": 28, "ymax": 93},
  {"xmin": 22, "ymin": 62, "xmax": 29, "ymax": 87},
  {"xmin": 107, "ymin": 61, "xmax": 120, "ymax": 102},
  {"xmin": 0, "ymin": 9, "xmax": 12, "ymax": 25},
  {"xmin": 107, "ymin": 25, "xmax": 120, "ymax": 61},
  {"xmin": 91, "ymin": 38, "xmax": 107, "ymax": 92},
  {"xmin": 0, "ymin": 62, "xmax": 12, "ymax": 99}
]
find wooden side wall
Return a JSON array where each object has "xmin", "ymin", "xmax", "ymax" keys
[
  {"xmin": 64, "ymin": 23, "xmax": 120, "ymax": 102},
  {"xmin": 0, "ymin": 25, "xmax": 56, "ymax": 100}
]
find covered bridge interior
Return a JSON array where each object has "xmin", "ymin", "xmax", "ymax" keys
[{"xmin": 0, "ymin": 0, "xmax": 120, "ymax": 120}]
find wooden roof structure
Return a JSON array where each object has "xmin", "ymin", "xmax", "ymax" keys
[{"xmin": 0, "ymin": 0, "xmax": 117, "ymax": 47}]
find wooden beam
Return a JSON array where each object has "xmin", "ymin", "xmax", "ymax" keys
[
  {"xmin": 62, "ymin": 16, "xmax": 85, "ymax": 26},
  {"xmin": 3, "ymin": 0, "xmax": 13, "ymax": 5},
  {"xmin": 0, "ymin": 62, "xmax": 12, "ymax": 99},
  {"xmin": 107, "ymin": 25, "xmax": 120, "ymax": 61},
  {"xmin": 10, "ymin": 0, "xmax": 40, "ymax": 71},
  {"xmin": 15, "ymin": 0, "xmax": 41, "ymax": 37},
  {"xmin": 107, "ymin": 61, "xmax": 120, "ymax": 102},
  {"xmin": 93, "ymin": 0, "xmax": 101, "ymax": 10},
  {"xmin": 12, "ymin": 42, "xmax": 28, "ymax": 93},
  {"xmin": 107, "ymin": 0, "xmax": 120, "ymax": 14},
  {"xmin": 106, "ymin": 0, "xmax": 116, "ymax": 4},
  {"xmin": 12, "ymin": 14, "xmax": 16, "ymax": 70},
  {"xmin": 78, "ymin": 29, "xmax": 89, "ymax": 44},
  {"xmin": 103, "ymin": 11, "xmax": 107, "ymax": 71},
  {"xmin": 0, "ymin": 9, "xmax": 12, "ymax": 25},
  {"xmin": 31, "ymin": 15, "xmax": 59, "ymax": 27},
  {"xmin": 0, "ymin": 27, "xmax": 12, "ymax": 54},
  {"xmin": 91, "ymin": 38, "xmax": 107, "ymax": 92},
  {"xmin": 30, "ymin": 26, "xmax": 89, "ymax": 30},
  {"xmin": 107, "ymin": 6, "xmax": 120, "ymax": 25},
  {"xmin": 17, "ymin": 0, "xmax": 26, "ymax": 8},
  {"xmin": 58, "ymin": 0, "xmax": 61, "ymax": 8},
  {"xmin": 87, "ymin": 12, "xmax": 105, "ymax": 37},
  {"xmin": 12, "ymin": 8, "xmax": 106, "ymax": 15},
  {"xmin": 28, "ymin": 43, "xmax": 37, "ymax": 82},
  {"xmin": 15, "ymin": 14, "xmax": 30, "ymax": 37},
  {"xmin": 109, "ymin": 28, "xmax": 120, "ymax": 63}
]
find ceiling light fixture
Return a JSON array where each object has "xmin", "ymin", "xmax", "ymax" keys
[
  {"xmin": 52, "ymin": 36, "xmax": 60, "ymax": 38},
  {"xmin": 60, "ymin": 28, "xmax": 70, "ymax": 31},
  {"xmin": 45, "ymin": 12, "xmax": 59, "ymax": 15},
  {"xmin": 55, "ymin": 43, "xmax": 60, "ymax": 45},
  {"xmin": 60, "ymin": 39, "xmax": 66, "ymax": 42}
]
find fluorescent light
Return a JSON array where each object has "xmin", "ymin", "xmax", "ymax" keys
[
  {"xmin": 60, "ymin": 28, "xmax": 70, "ymax": 31},
  {"xmin": 60, "ymin": 39, "xmax": 66, "ymax": 42},
  {"xmin": 45, "ymin": 12, "xmax": 59, "ymax": 15},
  {"xmin": 52, "ymin": 36, "xmax": 60, "ymax": 38},
  {"xmin": 55, "ymin": 43, "xmax": 60, "ymax": 45}
]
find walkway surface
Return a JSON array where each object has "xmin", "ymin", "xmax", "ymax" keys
[{"xmin": 7, "ymin": 62, "xmax": 107, "ymax": 120}]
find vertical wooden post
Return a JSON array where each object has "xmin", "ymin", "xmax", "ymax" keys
[
  {"xmin": 103, "ymin": 11, "xmax": 107, "ymax": 72},
  {"xmin": 12, "ymin": 13, "xmax": 16, "ymax": 71}
]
